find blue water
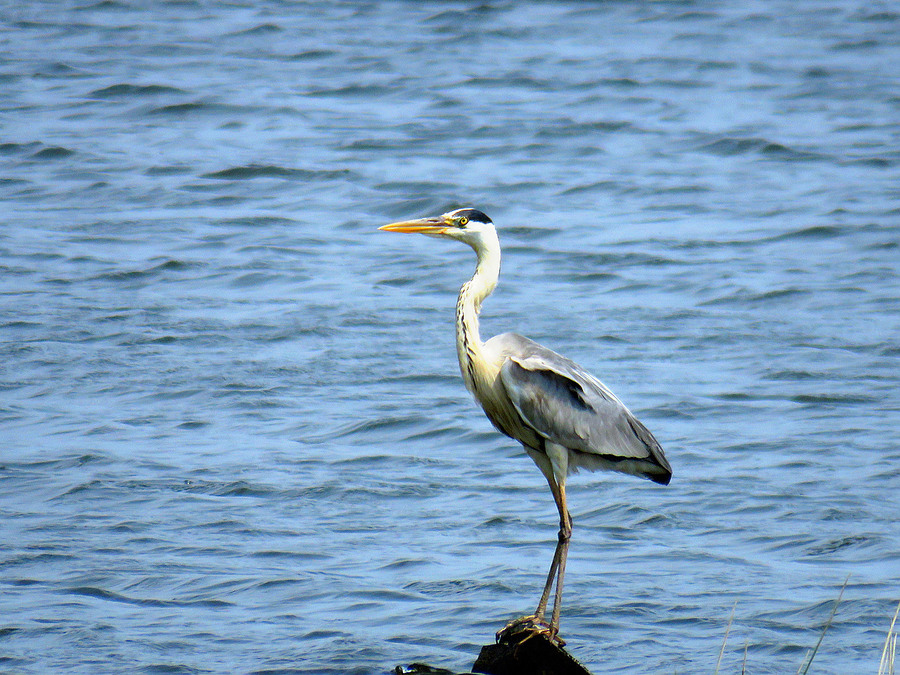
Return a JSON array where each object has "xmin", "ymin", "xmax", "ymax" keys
[{"xmin": 1, "ymin": 2, "xmax": 898, "ymax": 673}]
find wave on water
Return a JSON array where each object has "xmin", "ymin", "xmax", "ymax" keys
[
  {"xmin": 91, "ymin": 259, "xmax": 198, "ymax": 282},
  {"xmin": 89, "ymin": 83, "xmax": 187, "ymax": 97},
  {"xmin": 29, "ymin": 146, "xmax": 75, "ymax": 160},
  {"xmin": 147, "ymin": 101, "xmax": 262, "ymax": 117},
  {"xmin": 288, "ymin": 49, "xmax": 336, "ymax": 61},
  {"xmin": 202, "ymin": 165, "xmax": 353, "ymax": 181},
  {"xmin": 66, "ymin": 585, "xmax": 234, "ymax": 608},
  {"xmin": 697, "ymin": 136, "xmax": 825, "ymax": 161},
  {"xmin": 227, "ymin": 23, "xmax": 283, "ymax": 37}
]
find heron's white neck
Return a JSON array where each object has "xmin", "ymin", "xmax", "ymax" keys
[{"xmin": 456, "ymin": 228, "xmax": 501, "ymax": 393}]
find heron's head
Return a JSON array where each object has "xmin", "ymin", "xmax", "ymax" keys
[{"xmin": 379, "ymin": 207, "xmax": 495, "ymax": 249}]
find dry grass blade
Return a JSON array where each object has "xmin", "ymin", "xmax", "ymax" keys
[
  {"xmin": 797, "ymin": 575, "xmax": 849, "ymax": 675},
  {"xmin": 714, "ymin": 601, "xmax": 737, "ymax": 675},
  {"xmin": 878, "ymin": 600, "xmax": 900, "ymax": 675}
]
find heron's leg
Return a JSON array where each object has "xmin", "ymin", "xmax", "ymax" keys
[
  {"xmin": 533, "ymin": 477, "xmax": 572, "ymax": 624},
  {"xmin": 533, "ymin": 536, "xmax": 563, "ymax": 621},
  {"xmin": 548, "ymin": 481, "xmax": 572, "ymax": 634}
]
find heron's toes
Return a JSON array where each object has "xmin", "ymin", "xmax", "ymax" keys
[
  {"xmin": 497, "ymin": 615, "xmax": 566, "ymax": 647},
  {"xmin": 497, "ymin": 614, "xmax": 544, "ymax": 638}
]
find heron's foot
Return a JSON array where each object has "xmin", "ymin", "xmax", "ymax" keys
[{"xmin": 497, "ymin": 615, "xmax": 565, "ymax": 647}]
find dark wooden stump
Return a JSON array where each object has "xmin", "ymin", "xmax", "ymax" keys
[
  {"xmin": 472, "ymin": 621, "xmax": 593, "ymax": 675},
  {"xmin": 394, "ymin": 620, "xmax": 594, "ymax": 675}
]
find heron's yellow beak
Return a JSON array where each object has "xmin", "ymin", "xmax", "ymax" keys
[{"xmin": 378, "ymin": 216, "xmax": 451, "ymax": 234}]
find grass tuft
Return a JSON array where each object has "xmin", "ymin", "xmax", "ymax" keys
[
  {"xmin": 797, "ymin": 575, "xmax": 849, "ymax": 675},
  {"xmin": 714, "ymin": 601, "xmax": 737, "ymax": 675},
  {"xmin": 714, "ymin": 582, "xmax": 897, "ymax": 673},
  {"xmin": 878, "ymin": 600, "xmax": 900, "ymax": 675}
]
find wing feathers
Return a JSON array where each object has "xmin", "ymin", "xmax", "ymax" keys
[{"xmin": 497, "ymin": 345, "xmax": 671, "ymax": 484}]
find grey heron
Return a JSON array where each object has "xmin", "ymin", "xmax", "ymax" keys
[{"xmin": 379, "ymin": 207, "xmax": 671, "ymax": 641}]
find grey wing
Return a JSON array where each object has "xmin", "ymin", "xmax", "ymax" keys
[{"xmin": 491, "ymin": 333, "xmax": 671, "ymax": 484}]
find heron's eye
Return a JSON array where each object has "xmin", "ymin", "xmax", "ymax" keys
[{"xmin": 459, "ymin": 217, "xmax": 469, "ymax": 227}]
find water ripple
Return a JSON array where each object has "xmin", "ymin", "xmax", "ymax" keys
[{"xmin": 66, "ymin": 586, "xmax": 234, "ymax": 609}]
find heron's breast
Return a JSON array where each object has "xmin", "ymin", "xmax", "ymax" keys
[{"xmin": 472, "ymin": 366, "xmax": 541, "ymax": 449}]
